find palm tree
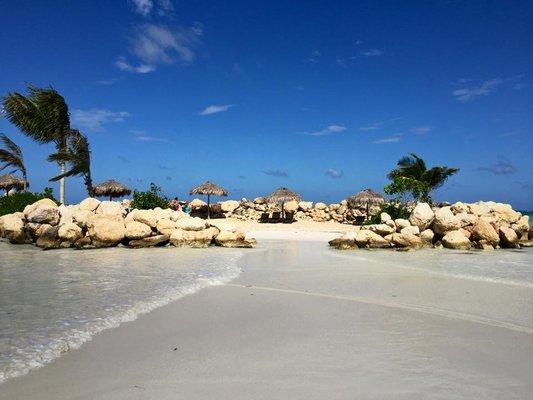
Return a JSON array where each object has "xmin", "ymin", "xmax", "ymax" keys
[
  {"xmin": 0, "ymin": 134, "xmax": 28, "ymax": 190},
  {"xmin": 48, "ymin": 129, "xmax": 94, "ymax": 197},
  {"xmin": 2, "ymin": 85, "xmax": 71, "ymax": 203},
  {"xmin": 387, "ymin": 153, "xmax": 459, "ymax": 202}
]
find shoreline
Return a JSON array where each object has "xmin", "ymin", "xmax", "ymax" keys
[{"xmin": 0, "ymin": 238, "xmax": 531, "ymax": 399}]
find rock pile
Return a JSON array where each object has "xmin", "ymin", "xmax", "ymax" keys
[
  {"xmin": 329, "ymin": 201, "xmax": 531, "ymax": 251},
  {"xmin": 0, "ymin": 198, "xmax": 255, "ymax": 250},
  {"xmin": 195, "ymin": 198, "xmax": 379, "ymax": 223}
]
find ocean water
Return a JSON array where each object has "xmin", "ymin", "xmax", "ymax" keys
[{"xmin": 0, "ymin": 242, "xmax": 243, "ymax": 383}]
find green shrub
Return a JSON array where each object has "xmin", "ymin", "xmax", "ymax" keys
[
  {"xmin": 130, "ymin": 183, "xmax": 169, "ymax": 210},
  {"xmin": 367, "ymin": 202, "xmax": 411, "ymax": 225},
  {"xmin": 0, "ymin": 188, "xmax": 57, "ymax": 216}
]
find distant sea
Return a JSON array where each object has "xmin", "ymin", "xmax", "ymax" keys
[{"xmin": 519, "ymin": 211, "xmax": 533, "ymax": 224}]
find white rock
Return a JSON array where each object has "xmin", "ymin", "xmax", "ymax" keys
[
  {"xmin": 409, "ymin": 203, "xmax": 434, "ymax": 230},
  {"xmin": 176, "ymin": 217, "xmax": 207, "ymax": 231},
  {"xmin": 125, "ymin": 221, "xmax": 152, "ymax": 240},
  {"xmin": 220, "ymin": 200, "xmax": 240, "ymax": 213},
  {"xmin": 87, "ymin": 215, "xmax": 125, "ymax": 246},
  {"xmin": 400, "ymin": 226, "xmax": 420, "ymax": 235},
  {"xmin": 314, "ymin": 202, "xmax": 327, "ymax": 210},
  {"xmin": 442, "ymin": 230, "xmax": 471, "ymax": 250},
  {"xmin": 78, "ymin": 197, "xmax": 101, "ymax": 212},
  {"xmin": 95, "ymin": 201, "xmax": 124, "ymax": 217},
  {"xmin": 298, "ymin": 201, "xmax": 313, "ymax": 212},
  {"xmin": 156, "ymin": 219, "xmax": 177, "ymax": 236},
  {"xmin": 27, "ymin": 205, "xmax": 60, "ymax": 226},
  {"xmin": 23, "ymin": 198, "xmax": 57, "ymax": 217},
  {"xmin": 394, "ymin": 218, "xmax": 411, "ymax": 230},
  {"xmin": 432, "ymin": 207, "xmax": 461, "ymax": 235},
  {"xmin": 58, "ymin": 223, "xmax": 83, "ymax": 242},
  {"xmin": 380, "ymin": 212, "xmax": 392, "ymax": 223}
]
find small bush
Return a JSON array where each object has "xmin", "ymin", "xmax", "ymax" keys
[
  {"xmin": 367, "ymin": 202, "xmax": 411, "ymax": 225},
  {"xmin": 0, "ymin": 188, "xmax": 57, "ymax": 216},
  {"xmin": 130, "ymin": 183, "xmax": 169, "ymax": 210}
]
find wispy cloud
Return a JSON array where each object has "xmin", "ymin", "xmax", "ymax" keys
[
  {"xmin": 325, "ymin": 168, "xmax": 343, "ymax": 179},
  {"xmin": 302, "ymin": 124, "xmax": 346, "ymax": 137},
  {"xmin": 116, "ymin": 22, "xmax": 202, "ymax": 73},
  {"xmin": 359, "ymin": 49, "xmax": 384, "ymax": 57},
  {"xmin": 359, "ymin": 117, "xmax": 402, "ymax": 131},
  {"xmin": 264, "ymin": 169, "xmax": 288, "ymax": 177},
  {"xmin": 478, "ymin": 157, "xmax": 517, "ymax": 175},
  {"xmin": 411, "ymin": 125, "xmax": 433, "ymax": 135},
  {"xmin": 130, "ymin": 0, "xmax": 174, "ymax": 17},
  {"xmin": 115, "ymin": 58, "xmax": 155, "ymax": 74},
  {"xmin": 198, "ymin": 104, "xmax": 234, "ymax": 116},
  {"xmin": 133, "ymin": 130, "xmax": 170, "ymax": 143},
  {"xmin": 452, "ymin": 78, "xmax": 504, "ymax": 102},
  {"xmin": 72, "ymin": 109, "xmax": 129, "ymax": 132},
  {"xmin": 373, "ymin": 133, "xmax": 403, "ymax": 144}
]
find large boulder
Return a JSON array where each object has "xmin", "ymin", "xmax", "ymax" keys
[
  {"xmin": 189, "ymin": 199, "xmax": 207, "ymax": 210},
  {"xmin": 125, "ymin": 221, "xmax": 152, "ymax": 240},
  {"xmin": 472, "ymin": 219, "xmax": 499, "ymax": 246},
  {"xmin": 432, "ymin": 207, "xmax": 461, "ymax": 235},
  {"xmin": 409, "ymin": 203, "xmax": 434, "ymax": 230},
  {"xmin": 390, "ymin": 233, "xmax": 424, "ymax": 249},
  {"xmin": 58, "ymin": 204, "xmax": 76, "ymax": 225},
  {"xmin": 170, "ymin": 228, "xmax": 213, "ymax": 248},
  {"xmin": 455, "ymin": 212, "xmax": 477, "ymax": 228},
  {"xmin": 36, "ymin": 225, "xmax": 61, "ymax": 249},
  {"xmin": 511, "ymin": 215, "xmax": 530, "ymax": 240},
  {"xmin": 23, "ymin": 198, "xmax": 57, "ymax": 217},
  {"xmin": 380, "ymin": 212, "xmax": 392, "ymax": 223},
  {"xmin": 298, "ymin": 201, "xmax": 313, "ymax": 212},
  {"xmin": 72, "ymin": 209, "xmax": 93, "ymax": 228},
  {"xmin": 27, "ymin": 205, "xmax": 60, "ymax": 226},
  {"xmin": 156, "ymin": 219, "xmax": 177, "ymax": 236},
  {"xmin": 314, "ymin": 202, "xmax": 327, "ymax": 210},
  {"xmin": 355, "ymin": 230, "xmax": 390, "ymax": 248},
  {"xmin": 58, "ymin": 223, "xmax": 83, "ymax": 243},
  {"xmin": 490, "ymin": 203, "xmax": 521, "ymax": 224},
  {"xmin": 131, "ymin": 209, "xmax": 157, "ymax": 228},
  {"xmin": 283, "ymin": 200, "xmax": 299, "ymax": 213},
  {"xmin": 450, "ymin": 202, "xmax": 467, "ymax": 214},
  {"xmin": 366, "ymin": 224, "xmax": 395, "ymax": 236},
  {"xmin": 442, "ymin": 230, "xmax": 471, "ymax": 250},
  {"xmin": 208, "ymin": 220, "xmax": 238, "ymax": 233},
  {"xmin": 95, "ymin": 201, "xmax": 124, "ymax": 217},
  {"xmin": 253, "ymin": 197, "xmax": 265, "ymax": 205},
  {"xmin": 0, "ymin": 214, "xmax": 31, "ymax": 244},
  {"xmin": 214, "ymin": 231, "xmax": 253, "ymax": 248},
  {"xmin": 87, "ymin": 215, "xmax": 125, "ymax": 247},
  {"xmin": 78, "ymin": 197, "xmax": 101, "ymax": 212},
  {"xmin": 394, "ymin": 218, "xmax": 411, "ymax": 230},
  {"xmin": 176, "ymin": 217, "xmax": 207, "ymax": 231},
  {"xmin": 220, "ymin": 200, "xmax": 240, "ymax": 213},
  {"xmin": 129, "ymin": 234, "xmax": 169, "ymax": 248},
  {"xmin": 400, "ymin": 226, "xmax": 420, "ymax": 236},
  {"xmin": 170, "ymin": 210, "xmax": 189, "ymax": 221},
  {"xmin": 499, "ymin": 227, "xmax": 519, "ymax": 248}
]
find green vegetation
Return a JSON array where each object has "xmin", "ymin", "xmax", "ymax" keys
[
  {"xmin": 384, "ymin": 153, "xmax": 459, "ymax": 203},
  {"xmin": 3, "ymin": 85, "xmax": 74, "ymax": 204},
  {"xmin": 0, "ymin": 134, "xmax": 28, "ymax": 189},
  {"xmin": 48, "ymin": 129, "xmax": 94, "ymax": 197},
  {"xmin": 130, "ymin": 183, "xmax": 169, "ymax": 210},
  {"xmin": 0, "ymin": 188, "xmax": 56, "ymax": 216}
]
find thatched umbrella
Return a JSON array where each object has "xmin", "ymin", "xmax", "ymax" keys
[
  {"xmin": 346, "ymin": 188, "xmax": 385, "ymax": 220},
  {"xmin": 189, "ymin": 181, "xmax": 229, "ymax": 219},
  {"xmin": 93, "ymin": 179, "xmax": 131, "ymax": 201},
  {"xmin": 266, "ymin": 187, "xmax": 301, "ymax": 217},
  {"xmin": 0, "ymin": 174, "xmax": 28, "ymax": 195}
]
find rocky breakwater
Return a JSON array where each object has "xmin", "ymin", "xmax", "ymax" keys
[
  {"xmin": 192, "ymin": 197, "xmax": 378, "ymax": 223},
  {"xmin": 329, "ymin": 201, "xmax": 532, "ymax": 251},
  {"xmin": 0, "ymin": 198, "xmax": 255, "ymax": 250}
]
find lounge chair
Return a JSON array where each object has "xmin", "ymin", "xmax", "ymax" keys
[
  {"xmin": 259, "ymin": 212, "xmax": 269, "ymax": 223},
  {"xmin": 283, "ymin": 212, "xmax": 295, "ymax": 224},
  {"xmin": 271, "ymin": 211, "xmax": 281, "ymax": 223}
]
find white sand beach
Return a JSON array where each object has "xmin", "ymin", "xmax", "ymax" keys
[{"xmin": 0, "ymin": 228, "xmax": 532, "ymax": 399}]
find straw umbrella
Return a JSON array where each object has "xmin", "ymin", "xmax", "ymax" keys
[
  {"xmin": 0, "ymin": 173, "xmax": 28, "ymax": 195},
  {"xmin": 189, "ymin": 181, "xmax": 229, "ymax": 219},
  {"xmin": 266, "ymin": 187, "xmax": 301, "ymax": 218},
  {"xmin": 93, "ymin": 179, "xmax": 131, "ymax": 201},
  {"xmin": 346, "ymin": 188, "xmax": 385, "ymax": 220}
]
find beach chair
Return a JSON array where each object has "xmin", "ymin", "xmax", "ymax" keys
[
  {"xmin": 271, "ymin": 211, "xmax": 281, "ymax": 223},
  {"xmin": 259, "ymin": 213, "xmax": 269, "ymax": 223},
  {"xmin": 353, "ymin": 216, "xmax": 366, "ymax": 226},
  {"xmin": 283, "ymin": 212, "xmax": 295, "ymax": 224}
]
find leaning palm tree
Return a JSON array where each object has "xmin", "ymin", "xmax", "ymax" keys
[
  {"xmin": 3, "ymin": 85, "xmax": 71, "ymax": 203},
  {"xmin": 48, "ymin": 129, "xmax": 93, "ymax": 196},
  {"xmin": 387, "ymin": 153, "xmax": 459, "ymax": 202},
  {"xmin": 0, "ymin": 134, "xmax": 27, "ymax": 190}
]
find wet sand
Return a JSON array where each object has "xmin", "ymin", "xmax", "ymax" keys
[{"xmin": 0, "ymin": 237, "xmax": 532, "ymax": 399}]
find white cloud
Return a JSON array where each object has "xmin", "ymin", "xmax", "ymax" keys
[
  {"xmin": 452, "ymin": 78, "xmax": 503, "ymax": 102},
  {"xmin": 198, "ymin": 104, "xmax": 234, "ymax": 116},
  {"xmin": 132, "ymin": 130, "xmax": 170, "ymax": 143},
  {"xmin": 131, "ymin": 0, "xmax": 153, "ymax": 16},
  {"xmin": 72, "ymin": 109, "xmax": 130, "ymax": 132},
  {"xmin": 130, "ymin": 0, "xmax": 173, "ymax": 16},
  {"xmin": 325, "ymin": 168, "xmax": 343, "ymax": 179},
  {"xmin": 411, "ymin": 125, "xmax": 433, "ymax": 135},
  {"xmin": 372, "ymin": 133, "xmax": 403, "ymax": 144},
  {"xmin": 360, "ymin": 49, "xmax": 384, "ymax": 57},
  {"xmin": 303, "ymin": 124, "xmax": 346, "ymax": 137},
  {"xmin": 115, "ymin": 58, "xmax": 155, "ymax": 74}
]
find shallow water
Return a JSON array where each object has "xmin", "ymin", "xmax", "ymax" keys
[{"xmin": 0, "ymin": 242, "xmax": 243, "ymax": 383}]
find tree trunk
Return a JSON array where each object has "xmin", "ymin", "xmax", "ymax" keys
[{"xmin": 59, "ymin": 162, "xmax": 66, "ymax": 204}]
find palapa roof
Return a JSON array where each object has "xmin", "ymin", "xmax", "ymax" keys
[
  {"xmin": 346, "ymin": 188, "xmax": 385, "ymax": 208},
  {"xmin": 0, "ymin": 173, "xmax": 27, "ymax": 191},
  {"xmin": 93, "ymin": 179, "xmax": 131, "ymax": 198},
  {"xmin": 266, "ymin": 187, "xmax": 301, "ymax": 204},
  {"xmin": 189, "ymin": 181, "xmax": 228, "ymax": 197}
]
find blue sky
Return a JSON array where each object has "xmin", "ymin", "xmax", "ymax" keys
[{"xmin": 1, "ymin": 0, "xmax": 532, "ymax": 208}]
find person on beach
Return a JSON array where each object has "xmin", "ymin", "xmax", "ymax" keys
[{"xmin": 170, "ymin": 197, "xmax": 182, "ymax": 211}]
